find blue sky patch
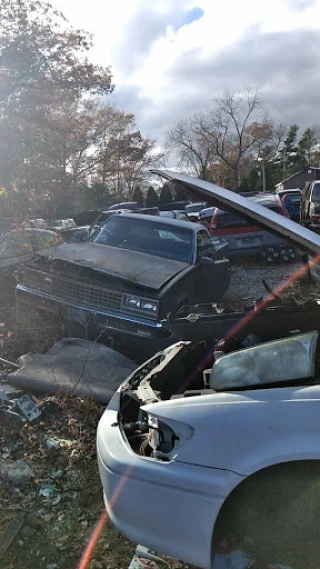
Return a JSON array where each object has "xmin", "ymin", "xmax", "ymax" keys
[{"xmin": 173, "ymin": 7, "xmax": 204, "ymax": 31}]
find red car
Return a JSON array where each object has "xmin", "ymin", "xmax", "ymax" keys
[{"xmin": 209, "ymin": 193, "xmax": 295, "ymax": 261}]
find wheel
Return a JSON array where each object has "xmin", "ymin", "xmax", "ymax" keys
[
  {"xmin": 278, "ymin": 246, "xmax": 297, "ymax": 262},
  {"xmin": 261, "ymin": 246, "xmax": 279, "ymax": 263},
  {"xmin": 213, "ymin": 462, "xmax": 320, "ymax": 568}
]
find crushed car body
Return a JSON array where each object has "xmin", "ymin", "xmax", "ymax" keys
[
  {"xmin": 16, "ymin": 213, "xmax": 230, "ymax": 361},
  {"xmin": 97, "ymin": 171, "xmax": 320, "ymax": 569}
]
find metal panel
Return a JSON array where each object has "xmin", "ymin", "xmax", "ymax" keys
[{"xmin": 151, "ymin": 169, "xmax": 320, "ymax": 255}]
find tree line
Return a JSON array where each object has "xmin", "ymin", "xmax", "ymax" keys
[{"xmin": 167, "ymin": 89, "xmax": 320, "ymax": 192}]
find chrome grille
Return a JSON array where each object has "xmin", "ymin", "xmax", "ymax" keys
[{"xmin": 23, "ymin": 268, "xmax": 122, "ymax": 313}]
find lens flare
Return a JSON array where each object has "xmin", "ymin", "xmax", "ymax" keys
[{"xmin": 77, "ymin": 465, "xmax": 134, "ymax": 569}]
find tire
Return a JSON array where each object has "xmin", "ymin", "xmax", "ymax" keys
[
  {"xmin": 278, "ymin": 246, "xmax": 297, "ymax": 262},
  {"xmin": 261, "ymin": 246, "xmax": 279, "ymax": 263},
  {"xmin": 213, "ymin": 462, "xmax": 320, "ymax": 568}
]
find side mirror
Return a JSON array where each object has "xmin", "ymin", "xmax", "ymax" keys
[{"xmin": 198, "ymin": 256, "xmax": 214, "ymax": 265}]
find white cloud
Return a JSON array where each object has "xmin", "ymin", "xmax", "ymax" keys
[{"xmin": 50, "ymin": 0, "xmax": 320, "ymax": 140}]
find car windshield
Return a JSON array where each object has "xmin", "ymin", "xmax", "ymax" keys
[
  {"xmin": 284, "ymin": 196, "xmax": 301, "ymax": 203},
  {"xmin": 90, "ymin": 216, "xmax": 193, "ymax": 263},
  {"xmin": 217, "ymin": 212, "xmax": 251, "ymax": 229},
  {"xmin": 312, "ymin": 183, "xmax": 320, "ymax": 201}
]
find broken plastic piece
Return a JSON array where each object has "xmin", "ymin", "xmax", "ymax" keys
[
  {"xmin": 134, "ymin": 546, "xmax": 168, "ymax": 565},
  {"xmin": 16, "ymin": 394, "xmax": 41, "ymax": 422},
  {"xmin": 45, "ymin": 438, "xmax": 61, "ymax": 450},
  {"xmin": 128, "ymin": 555, "xmax": 160, "ymax": 569},
  {"xmin": 128, "ymin": 545, "xmax": 170, "ymax": 569}
]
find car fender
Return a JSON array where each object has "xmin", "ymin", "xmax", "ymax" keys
[{"xmin": 142, "ymin": 386, "xmax": 320, "ymax": 476}]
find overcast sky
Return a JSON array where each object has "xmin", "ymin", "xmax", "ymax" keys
[{"xmin": 50, "ymin": 0, "xmax": 320, "ymax": 143}]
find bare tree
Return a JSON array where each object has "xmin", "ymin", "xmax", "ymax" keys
[
  {"xmin": 167, "ymin": 89, "xmax": 278, "ymax": 189},
  {"xmin": 199, "ymin": 89, "xmax": 264, "ymax": 189},
  {"xmin": 167, "ymin": 113, "xmax": 216, "ymax": 181}
]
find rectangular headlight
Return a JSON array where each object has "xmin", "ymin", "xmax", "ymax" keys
[
  {"xmin": 141, "ymin": 300, "xmax": 158, "ymax": 312},
  {"xmin": 210, "ymin": 331, "xmax": 319, "ymax": 391},
  {"xmin": 122, "ymin": 295, "xmax": 159, "ymax": 318},
  {"xmin": 125, "ymin": 296, "xmax": 141, "ymax": 308}
]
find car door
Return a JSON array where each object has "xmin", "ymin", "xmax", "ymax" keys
[{"xmin": 192, "ymin": 229, "xmax": 231, "ymax": 303}]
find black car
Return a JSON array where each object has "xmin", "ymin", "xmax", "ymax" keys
[{"xmin": 16, "ymin": 214, "xmax": 230, "ymax": 360}]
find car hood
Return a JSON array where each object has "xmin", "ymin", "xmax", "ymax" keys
[
  {"xmin": 37, "ymin": 242, "xmax": 189, "ymax": 290},
  {"xmin": 150, "ymin": 169, "xmax": 320, "ymax": 255}
]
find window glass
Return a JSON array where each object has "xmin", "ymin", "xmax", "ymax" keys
[
  {"xmin": 217, "ymin": 212, "xmax": 250, "ymax": 229},
  {"xmin": 197, "ymin": 229, "xmax": 220, "ymax": 258},
  {"xmin": 91, "ymin": 217, "xmax": 193, "ymax": 263},
  {"xmin": 312, "ymin": 183, "xmax": 320, "ymax": 201}
]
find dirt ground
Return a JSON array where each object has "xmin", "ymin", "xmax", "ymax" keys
[
  {"xmin": 0, "ymin": 395, "xmax": 135, "ymax": 569},
  {"xmin": 0, "ymin": 258, "xmax": 319, "ymax": 569}
]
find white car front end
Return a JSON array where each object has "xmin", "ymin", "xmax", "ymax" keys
[
  {"xmin": 97, "ymin": 333, "xmax": 320, "ymax": 568},
  {"xmin": 97, "ymin": 388, "xmax": 244, "ymax": 568}
]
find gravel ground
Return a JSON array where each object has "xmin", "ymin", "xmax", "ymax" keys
[{"xmin": 223, "ymin": 258, "xmax": 319, "ymax": 309}]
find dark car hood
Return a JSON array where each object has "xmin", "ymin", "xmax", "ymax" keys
[
  {"xmin": 150, "ymin": 170, "xmax": 320, "ymax": 255},
  {"xmin": 37, "ymin": 242, "xmax": 189, "ymax": 290}
]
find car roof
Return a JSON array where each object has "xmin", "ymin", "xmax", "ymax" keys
[
  {"xmin": 150, "ymin": 169, "xmax": 320, "ymax": 255},
  {"xmin": 111, "ymin": 212, "xmax": 201, "ymax": 231},
  {"xmin": 249, "ymin": 194, "xmax": 282, "ymax": 208},
  {"xmin": 186, "ymin": 202, "xmax": 206, "ymax": 207},
  {"xmin": 211, "ymin": 194, "xmax": 283, "ymax": 215},
  {"xmin": 6, "ymin": 228, "xmax": 59, "ymax": 236},
  {"xmin": 215, "ymin": 194, "xmax": 282, "ymax": 215},
  {"xmin": 160, "ymin": 209, "xmax": 188, "ymax": 216},
  {"xmin": 107, "ymin": 201, "xmax": 138, "ymax": 210}
]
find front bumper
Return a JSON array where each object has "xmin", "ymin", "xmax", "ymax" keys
[
  {"xmin": 16, "ymin": 285, "xmax": 177, "ymax": 361},
  {"xmin": 97, "ymin": 391, "xmax": 243, "ymax": 569}
]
